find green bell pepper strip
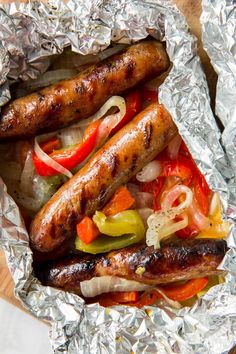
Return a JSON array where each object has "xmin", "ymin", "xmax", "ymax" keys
[{"xmin": 75, "ymin": 210, "xmax": 145, "ymax": 254}]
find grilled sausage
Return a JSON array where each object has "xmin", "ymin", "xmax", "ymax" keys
[
  {"xmin": 35, "ymin": 238, "xmax": 227, "ymax": 294},
  {"xmin": 0, "ymin": 41, "xmax": 169, "ymax": 140},
  {"xmin": 30, "ymin": 102, "xmax": 178, "ymax": 252}
]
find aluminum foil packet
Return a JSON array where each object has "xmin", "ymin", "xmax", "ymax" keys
[{"xmin": 0, "ymin": 0, "xmax": 236, "ymax": 353}]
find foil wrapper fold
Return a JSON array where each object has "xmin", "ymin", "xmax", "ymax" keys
[{"xmin": 0, "ymin": 0, "xmax": 236, "ymax": 353}]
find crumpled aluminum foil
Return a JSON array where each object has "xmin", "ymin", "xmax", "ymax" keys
[{"xmin": 0, "ymin": 0, "xmax": 236, "ymax": 353}]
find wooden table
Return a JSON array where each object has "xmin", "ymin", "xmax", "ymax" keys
[{"xmin": 0, "ymin": 250, "xmax": 23, "ymax": 309}]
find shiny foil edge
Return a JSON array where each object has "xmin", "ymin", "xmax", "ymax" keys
[{"xmin": 0, "ymin": 0, "xmax": 236, "ymax": 353}]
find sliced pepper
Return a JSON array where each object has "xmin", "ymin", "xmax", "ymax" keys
[
  {"xmin": 33, "ymin": 120, "xmax": 101, "ymax": 176},
  {"xmin": 76, "ymin": 216, "xmax": 100, "ymax": 244},
  {"xmin": 110, "ymin": 291, "xmax": 139, "ymax": 303},
  {"xmin": 141, "ymin": 88, "xmax": 158, "ymax": 106},
  {"xmin": 75, "ymin": 233, "xmax": 142, "ymax": 254},
  {"xmin": 40, "ymin": 137, "xmax": 61, "ymax": 154},
  {"xmin": 102, "ymin": 186, "xmax": 135, "ymax": 216},
  {"xmin": 132, "ymin": 277, "xmax": 209, "ymax": 307},
  {"xmin": 175, "ymin": 222, "xmax": 199, "ymax": 239},
  {"xmin": 159, "ymin": 277, "xmax": 209, "ymax": 301},
  {"xmin": 111, "ymin": 90, "xmax": 141, "ymax": 135},
  {"xmin": 75, "ymin": 210, "xmax": 145, "ymax": 254},
  {"xmin": 93, "ymin": 210, "xmax": 145, "ymax": 238},
  {"xmin": 160, "ymin": 157, "xmax": 193, "ymax": 185}
]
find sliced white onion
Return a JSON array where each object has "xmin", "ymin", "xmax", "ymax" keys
[
  {"xmin": 20, "ymin": 150, "xmax": 35, "ymax": 197},
  {"xmin": 209, "ymin": 192, "xmax": 220, "ymax": 216},
  {"xmin": 167, "ymin": 134, "xmax": 182, "ymax": 160},
  {"xmin": 58, "ymin": 126, "xmax": 85, "ymax": 148},
  {"xmin": 155, "ymin": 288, "xmax": 182, "ymax": 309},
  {"xmin": 189, "ymin": 197, "xmax": 211, "ymax": 231},
  {"xmin": 95, "ymin": 97, "xmax": 126, "ymax": 145},
  {"xmin": 159, "ymin": 214, "xmax": 188, "ymax": 238},
  {"xmin": 136, "ymin": 160, "xmax": 162, "ymax": 183},
  {"xmin": 71, "ymin": 96, "xmax": 126, "ymax": 131},
  {"xmin": 137, "ymin": 208, "xmax": 154, "ymax": 225},
  {"xmin": 161, "ymin": 185, "xmax": 193, "ymax": 212},
  {"xmin": 34, "ymin": 136, "xmax": 73, "ymax": 179},
  {"xmin": 135, "ymin": 192, "xmax": 154, "ymax": 209},
  {"xmin": 145, "ymin": 185, "xmax": 193, "ymax": 249},
  {"xmin": 146, "ymin": 212, "xmax": 188, "ymax": 249},
  {"xmin": 80, "ymin": 276, "xmax": 152, "ymax": 298},
  {"xmin": 14, "ymin": 193, "xmax": 44, "ymax": 212}
]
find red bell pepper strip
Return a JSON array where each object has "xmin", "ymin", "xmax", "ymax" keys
[
  {"xmin": 179, "ymin": 142, "xmax": 211, "ymax": 205},
  {"xmin": 111, "ymin": 90, "xmax": 142, "ymax": 135},
  {"xmin": 95, "ymin": 291, "xmax": 139, "ymax": 307},
  {"xmin": 174, "ymin": 153, "xmax": 211, "ymax": 238},
  {"xmin": 158, "ymin": 277, "xmax": 209, "ymax": 301},
  {"xmin": 160, "ymin": 157, "xmax": 193, "ymax": 185},
  {"xmin": 141, "ymin": 88, "xmax": 158, "ymax": 106},
  {"xmin": 40, "ymin": 137, "xmax": 61, "ymax": 154},
  {"xmin": 33, "ymin": 90, "xmax": 141, "ymax": 177},
  {"xmin": 177, "ymin": 148, "xmax": 211, "ymax": 214},
  {"xmin": 175, "ymin": 222, "xmax": 199, "ymax": 239},
  {"xmin": 111, "ymin": 291, "xmax": 139, "ymax": 303},
  {"xmin": 133, "ymin": 277, "xmax": 208, "ymax": 307},
  {"xmin": 33, "ymin": 120, "xmax": 101, "ymax": 176},
  {"xmin": 76, "ymin": 216, "xmax": 100, "ymax": 245}
]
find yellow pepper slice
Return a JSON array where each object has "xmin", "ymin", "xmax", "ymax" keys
[
  {"xmin": 197, "ymin": 193, "xmax": 231, "ymax": 239},
  {"xmin": 75, "ymin": 210, "xmax": 145, "ymax": 254},
  {"xmin": 93, "ymin": 210, "xmax": 145, "ymax": 237}
]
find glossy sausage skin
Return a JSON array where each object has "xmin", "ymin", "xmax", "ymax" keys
[
  {"xmin": 0, "ymin": 41, "xmax": 169, "ymax": 140},
  {"xmin": 30, "ymin": 103, "xmax": 178, "ymax": 252},
  {"xmin": 35, "ymin": 239, "xmax": 227, "ymax": 294}
]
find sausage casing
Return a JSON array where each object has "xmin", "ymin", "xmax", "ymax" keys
[
  {"xmin": 35, "ymin": 238, "xmax": 227, "ymax": 294},
  {"xmin": 30, "ymin": 102, "xmax": 178, "ymax": 252},
  {"xmin": 0, "ymin": 41, "xmax": 169, "ymax": 140}
]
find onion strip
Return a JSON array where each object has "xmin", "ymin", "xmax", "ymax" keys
[
  {"xmin": 95, "ymin": 98, "xmax": 126, "ymax": 144},
  {"xmin": 189, "ymin": 197, "xmax": 211, "ymax": 230},
  {"xmin": 58, "ymin": 126, "xmax": 85, "ymax": 148},
  {"xmin": 34, "ymin": 96, "xmax": 126, "ymax": 178},
  {"xmin": 146, "ymin": 185, "xmax": 193, "ymax": 248},
  {"xmin": 20, "ymin": 150, "xmax": 35, "ymax": 196},
  {"xmin": 80, "ymin": 276, "xmax": 152, "ymax": 297},
  {"xmin": 209, "ymin": 192, "xmax": 220, "ymax": 216},
  {"xmin": 161, "ymin": 185, "xmax": 193, "ymax": 212},
  {"xmin": 167, "ymin": 134, "xmax": 182, "ymax": 160},
  {"xmin": 155, "ymin": 288, "xmax": 182, "ymax": 309},
  {"xmin": 136, "ymin": 160, "xmax": 162, "ymax": 182},
  {"xmin": 71, "ymin": 96, "xmax": 126, "ymax": 130},
  {"xmin": 34, "ymin": 136, "xmax": 73, "ymax": 179},
  {"xmin": 146, "ymin": 213, "xmax": 188, "ymax": 249}
]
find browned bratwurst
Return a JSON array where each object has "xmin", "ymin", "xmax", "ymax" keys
[
  {"xmin": 30, "ymin": 103, "xmax": 178, "ymax": 252},
  {"xmin": 35, "ymin": 239, "xmax": 227, "ymax": 294},
  {"xmin": 0, "ymin": 41, "xmax": 169, "ymax": 140}
]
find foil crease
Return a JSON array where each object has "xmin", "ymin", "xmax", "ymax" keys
[{"xmin": 0, "ymin": 0, "xmax": 236, "ymax": 353}]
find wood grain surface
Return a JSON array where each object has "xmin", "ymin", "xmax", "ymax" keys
[{"xmin": 0, "ymin": 250, "xmax": 23, "ymax": 309}]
